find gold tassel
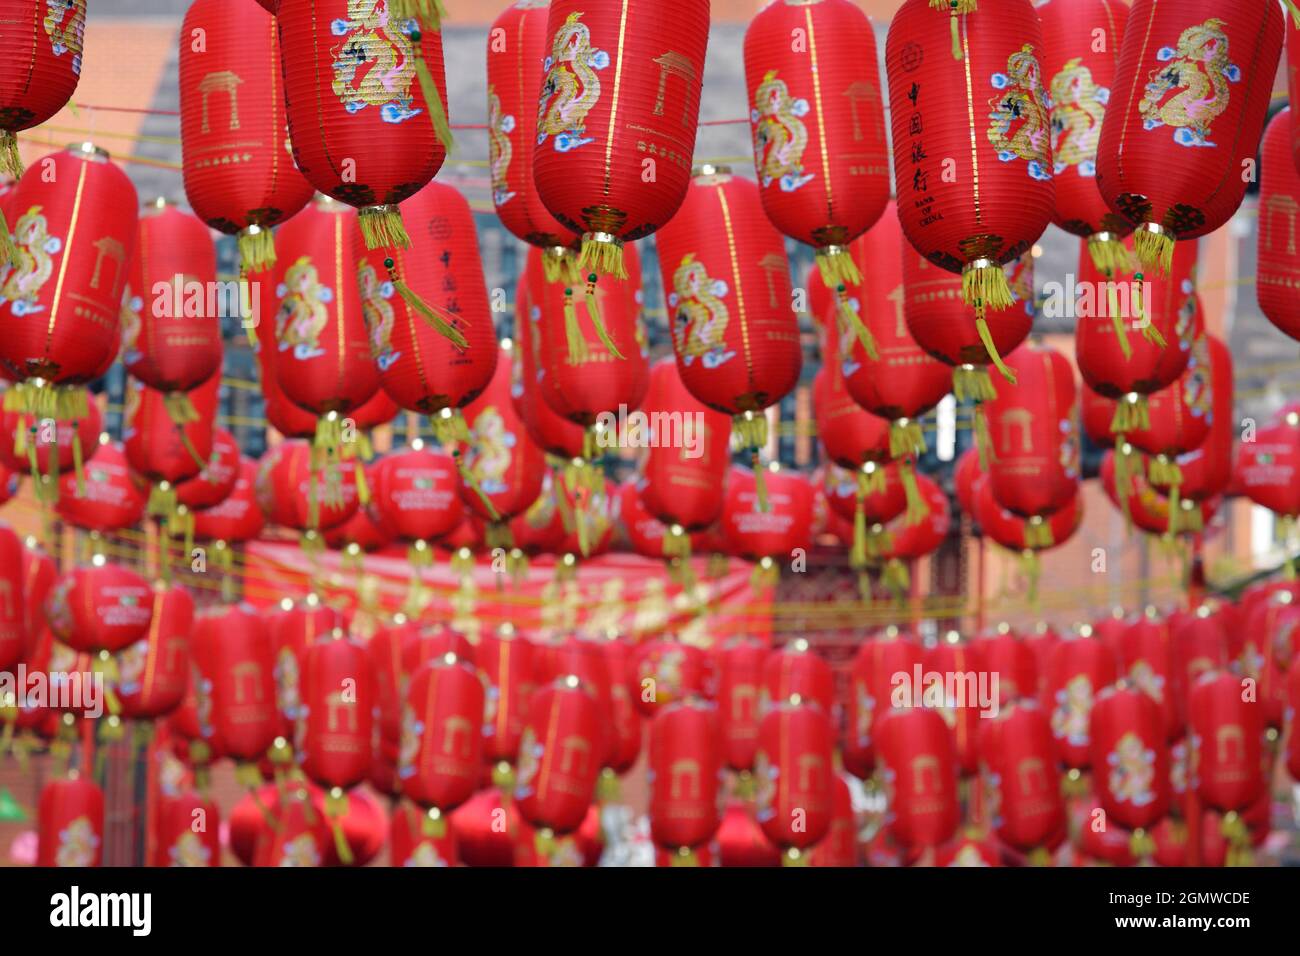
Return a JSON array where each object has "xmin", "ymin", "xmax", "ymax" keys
[
  {"xmin": 974, "ymin": 404, "xmax": 995, "ymax": 471},
  {"xmin": 1147, "ymin": 454, "xmax": 1181, "ymax": 489},
  {"xmin": 1113, "ymin": 443, "xmax": 1136, "ymax": 531},
  {"xmin": 662, "ymin": 523, "xmax": 691, "ymax": 561},
  {"xmin": 1086, "ymin": 233, "xmax": 1130, "ymax": 276},
  {"xmin": 237, "ymin": 225, "xmax": 276, "ymax": 274},
  {"xmin": 948, "ymin": 6, "xmax": 963, "ymax": 61},
  {"xmin": 1020, "ymin": 549, "xmax": 1041, "ymax": 605},
  {"xmin": 782, "ymin": 847, "xmax": 811, "ymax": 867},
  {"xmin": 70, "ymin": 421, "xmax": 85, "ymax": 499},
  {"xmin": 410, "ymin": 32, "xmax": 455, "ymax": 153},
  {"xmin": 1110, "ymin": 394, "xmax": 1149, "ymax": 435},
  {"xmin": 1101, "ymin": 278, "xmax": 1133, "ymax": 361},
  {"xmin": 163, "ymin": 391, "xmax": 208, "ymax": 470},
  {"xmin": 1128, "ymin": 827, "xmax": 1155, "ymax": 862},
  {"xmin": 359, "ymin": 205, "xmax": 411, "ymax": 250},
  {"xmin": 578, "ymin": 233, "xmax": 627, "ymax": 279},
  {"xmin": 962, "ymin": 260, "xmax": 1014, "ymax": 312},
  {"xmin": 929, "ymin": 0, "xmax": 977, "ymax": 13},
  {"xmin": 750, "ymin": 556, "xmax": 779, "ymax": 593},
  {"xmin": 240, "ymin": 271, "xmax": 259, "ymax": 349},
  {"xmin": 1282, "ymin": 515, "xmax": 1297, "ymax": 580},
  {"xmin": 835, "ymin": 286, "xmax": 878, "ymax": 360},
  {"xmin": 384, "ymin": 256, "xmax": 468, "ymax": 348},
  {"xmin": 0, "ymin": 129, "xmax": 22, "ymax": 178},
  {"xmin": 1025, "ymin": 514, "xmax": 1054, "ymax": 549},
  {"xmin": 851, "ymin": 489, "xmax": 868, "ymax": 570},
  {"xmin": 583, "ymin": 273, "xmax": 625, "ymax": 360},
  {"xmin": 563, "ymin": 287, "xmax": 588, "ymax": 365},
  {"xmin": 1135, "ymin": 274, "xmax": 1165, "ymax": 347},
  {"xmin": 1284, "ymin": 0, "xmax": 1300, "ymax": 29},
  {"xmin": 889, "ymin": 419, "xmax": 926, "ymax": 460},
  {"xmin": 670, "ymin": 847, "xmax": 699, "ymax": 867},
  {"xmin": 354, "ymin": 459, "xmax": 370, "ymax": 506},
  {"xmin": 733, "ymin": 412, "xmax": 770, "ymax": 513},
  {"xmin": 325, "ymin": 788, "xmax": 355, "ymax": 865},
  {"xmin": 883, "ymin": 557, "xmax": 910, "ymax": 604},
  {"xmin": 541, "ymin": 247, "xmax": 580, "ymax": 283},
  {"xmin": 953, "ymin": 364, "xmax": 996, "ymax": 403},
  {"xmin": 815, "ymin": 246, "xmax": 861, "ymax": 288},
  {"xmin": 899, "ymin": 458, "xmax": 930, "ymax": 525},
  {"xmin": 0, "ymin": 203, "xmax": 17, "ymax": 269},
  {"xmin": 974, "ymin": 313, "xmax": 1016, "ymax": 384},
  {"xmin": 1133, "ymin": 225, "xmax": 1174, "ymax": 277},
  {"xmin": 454, "ymin": 448, "xmax": 499, "ymax": 519},
  {"xmin": 391, "ymin": 0, "xmax": 447, "ymax": 31}
]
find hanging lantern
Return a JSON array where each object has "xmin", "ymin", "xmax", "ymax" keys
[
  {"xmin": 885, "ymin": 0, "xmax": 1054, "ymax": 329},
  {"xmin": 1119, "ymin": 609, "xmax": 1183, "ymax": 739},
  {"xmin": 193, "ymin": 457, "xmax": 266, "ymax": 544},
  {"xmin": 721, "ymin": 466, "xmax": 814, "ymax": 592},
  {"xmin": 1089, "ymin": 683, "xmax": 1171, "ymax": 861},
  {"xmin": 514, "ymin": 675, "xmax": 602, "ymax": 844},
  {"xmin": 1095, "ymin": 0, "xmax": 1283, "ymax": 275},
  {"xmin": 192, "ymin": 604, "xmax": 278, "ymax": 766},
  {"xmin": 255, "ymin": 438, "xmax": 360, "ymax": 534},
  {"xmin": 600, "ymin": 636, "xmax": 642, "ymax": 779},
  {"xmin": 654, "ymin": 166, "xmax": 799, "ymax": 494},
  {"xmin": 715, "ymin": 636, "xmax": 767, "ymax": 773},
  {"xmin": 0, "ymin": 393, "xmax": 101, "ymax": 492},
  {"xmin": 37, "ymin": 776, "xmax": 103, "ymax": 867},
  {"xmin": 761, "ymin": 638, "xmax": 833, "ymax": 717},
  {"xmin": 1100, "ymin": 447, "xmax": 1218, "ymax": 538},
  {"xmin": 1037, "ymin": 0, "xmax": 1132, "ymax": 274},
  {"xmin": 123, "ymin": 373, "xmax": 220, "ymax": 530},
  {"xmin": 973, "ymin": 624, "xmax": 1038, "ymax": 706},
  {"xmin": 1045, "ymin": 627, "xmax": 1118, "ymax": 772},
  {"xmin": 648, "ymin": 699, "xmax": 723, "ymax": 865},
  {"xmin": 753, "ymin": 697, "xmax": 833, "ymax": 865},
  {"xmin": 114, "ymin": 583, "xmax": 192, "ymax": 721},
  {"xmin": 875, "ymin": 705, "xmax": 960, "ymax": 853},
  {"xmin": 0, "ymin": 524, "xmax": 25, "ymax": 670},
  {"xmin": 953, "ymin": 445, "xmax": 982, "ymax": 517},
  {"xmin": 554, "ymin": 472, "xmax": 617, "ymax": 559},
  {"xmin": 253, "ymin": 788, "xmax": 329, "ymax": 866},
  {"xmin": 514, "ymin": 248, "xmax": 586, "ymax": 459},
  {"xmin": 369, "ymin": 445, "xmax": 464, "ymax": 566},
  {"xmin": 884, "ymin": 473, "xmax": 950, "ymax": 565},
  {"xmin": 175, "ymin": 428, "xmax": 241, "ymax": 513},
  {"xmin": 121, "ymin": 199, "xmax": 223, "ymax": 413},
  {"xmin": 487, "ymin": 0, "xmax": 578, "ymax": 281},
  {"xmin": 55, "ymin": 442, "xmax": 147, "ymax": 533},
  {"xmin": 399, "ymin": 651, "xmax": 484, "ymax": 833},
  {"xmin": 1170, "ymin": 606, "xmax": 1231, "ymax": 725},
  {"xmin": 1156, "ymin": 332, "xmax": 1233, "ymax": 524},
  {"xmin": 1189, "ymin": 671, "xmax": 1264, "ymax": 829},
  {"xmin": 742, "ymin": 0, "xmax": 889, "ymax": 291},
  {"xmin": 269, "ymin": 195, "xmax": 380, "ymax": 460},
  {"xmin": 716, "ymin": 800, "xmax": 782, "ymax": 867},
  {"xmin": 844, "ymin": 627, "xmax": 925, "ymax": 781},
  {"xmin": 179, "ymin": 0, "xmax": 313, "ymax": 273},
  {"xmin": 153, "ymin": 791, "xmax": 220, "ymax": 867},
  {"xmin": 901, "ymin": 246, "xmax": 1033, "ymax": 401},
  {"xmin": 1237, "ymin": 409, "xmax": 1300, "ymax": 563},
  {"xmin": 1259, "ymin": 107, "xmax": 1300, "ymax": 341},
  {"xmin": 973, "ymin": 476, "xmax": 1082, "ymax": 601},
  {"xmin": 631, "ymin": 638, "xmax": 709, "ymax": 719},
  {"xmin": 985, "ymin": 342, "xmax": 1080, "ymax": 546},
  {"xmin": 0, "ymin": 0, "xmax": 84, "ymax": 185},
  {"xmin": 45, "ymin": 562, "xmax": 153, "ymax": 655},
  {"xmin": 277, "ymin": 0, "xmax": 452, "ymax": 256},
  {"xmin": 532, "ymin": 0, "xmax": 709, "ymax": 280},
  {"xmin": 477, "ymin": 624, "xmax": 536, "ymax": 781},
  {"xmin": 269, "ymin": 596, "xmax": 344, "ymax": 744},
  {"xmin": 0, "ymin": 143, "xmax": 138, "ymax": 418},
  {"xmin": 924, "ymin": 635, "xmax": 987, "ymax": 777},
  {"xmin": 978, "ymin": 703, "xmax": 1065, "ymax": 862}
]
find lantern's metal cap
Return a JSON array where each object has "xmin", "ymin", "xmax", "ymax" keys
[
  {"xmin": 69, "ymin": 141, "xmax": 109, "ymax": 161},
  {"xmin": 692, "ymin": 163, "xmax": 731, "ymax": 177}
]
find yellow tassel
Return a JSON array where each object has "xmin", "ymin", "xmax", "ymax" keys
[
  {"xmin": 0, "ymin": 129, "xmax": 22, "ymax": 179},
  {"xmin": 1284, "ymin": 0, "xmax": 1300, "ymax": 29},
  {"xmin": 1128, "ymin": 827, "xmax": 1155, "ymax": 861},
  {"xmin": 563, "ymin": 288, "xmax": 588, "ymax": 365},
  {"xmin": 732, "ymin": 412, "xmax": 771, "ymax": 513},
  {"xmin": 384, "ymin": 257, "xmax": 468, "ymax": 349},
  {"xmin": 1020, "ymin": 549, "xmax": 1041, "ymax": 605},
  {"xmin": 670, "ymin": 847, "xmax": 699, "ymax": 867},
  {"xmin": 975, "ymin": 313, "xmax": 1016, "ymax": 384},
  {"xmin": 1025, "ymin": 515, "xmax": 1054, "ymax": 549},
  {"xmin": 815, "ymin": 246, "xmax": 861, "ymax": 288},
  {"xmin": 1133, "ymin": 225, "xmax": 1174, "ymax": 277},
  {"xmin": 237, "ymin": 225, "xmax": 276, "ymax": 274},
  {"xmin": 240, "ymin": 272, "xmax": 259, "ymax": 349},
  {"xmin": 1136, "ymin": 276, "xmax": 1165, "ymax": 348},
  {"xmin": 751, "ymin": 453, "xmax": 769, "ymax": 513},
  {"xmin": 325, "ymin": 788, "xmax": 355, "ymax": 865},
  {"xmin": 782, "ymin": 847, "xmax": 811, "ymax": 867},
  {"xmin": 883, "ymin": 557, "xmax": 910, "ymax": 604},
  {"xmin": 453, "ymin": 447, "xmax": 500, "ymax": 520},
  {"xmin": 1147, "ymin": 454, "xmax": 1181, "ymax": 489},
  {"xmin": 391, "ymin": 0, "xmax": 447, "ymax": 31},
  {"xmin": 889, "ymin": 419, "xmax": 926, "ymax": 460},
  {"xmin": 542, "ymin": 247, "xmax": 582, "ymax": 284},
  {"xmin": 836, "ymin": 286, "xmax": 878, "ymax": 360},
  {"xmin": 929, "ymin": 0, "xmax": 977, "ymax": 13},
  {"xmin": 1086, "ymin": 233, "xmax": 1131, "ymax": 276},
  {"xmin": 953, "ymin": 364, "xmax": 997, "ymax": 403},
  {"xmin": 662, "ymin": 523, "xmax": 691, "ymax": 561},
  {"xmin": 70, "ymin": 421, "xmax": 85, "ymax": 499},
  {"xmin": 0, "ymin": 203, "xmax": 18, "ymax": 269},
  {"xmin": 899, "ymin": 458, "xmax": 930, "ymax": 525},
  {"xmin": 359, "ymin": 205, "xmax": 411, "ymax": 250},
  {"xmin": 974, "ymin": 404, "xmax": 995, "ymax": 471},
  {"xmin": 582, "ymin": 274, "xmax": 626, "ymax": 360},
  {"xmin": 750, "ymin": 556, "xmax": 779, "ymax": 593},
  {"xmin": 354, "ymin": 459, "xmax": 370, "ymax": 506},
  {"xmin": 961, "ymin": 260, "xmax": 1014, "ymax": 312},
  {"xmin": 1112, "ymin": 443, "xmax": 1136, "ymax": 531},
  {"xmin": 851, "ymin": 491, "xmax": 867, "ymax": 570},
  {"xmin": 949, "ymin": 8, "xmax": 963, "ymax": 61},
  {"xmin": 410, "ymin": 34, "xmax": 455, "ymax": 153},
  {"xmin": 1281, "ymin": 515, "xmax": 1297, "ymax": 580},
  {"xmin": 578, "ymin": 234, "xmax": 627, "ymax": 280}
]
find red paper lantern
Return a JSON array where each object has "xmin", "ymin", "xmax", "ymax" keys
[
  {"xmin": 742, "ymin": 0, "xmax": 889, "ymax": 288},
  {"xmin": 45, "ymin": 562, "xmax": 153, "ymax": 654},
  {"xmin": 277, "ymin": 0, "xmax": 451, "ymax": 252},
  {"xmin": 631, "ymin": 638, "xmax": 709, "ymax": 718},
  {"xmin": 715, "ymin": 636, "xmax": 767, "ymax": 773},
  {"xmin": 299, "ymin": 634, "xmax": 374, "ymax": 790},
  {"xmin": 153, "ymin": 791, "xmax": 220, "ymax": 867},
  {"xmin": 973, "ymin": 625, "xmax": 1038, "ymax": 706},
  {"xmin": 1045, "ymin": 628, "xmax": 1118, "ymax": 770},
  {"xmin": 369, "ymin": 446, "xmax": 463, "ymax": 553},
  {"xmin": 532, "ymin": 0, "xmax": 708, "ymax": 277},
  {"xmin": 884, "ymin": 473, "xmax": 950, "ymax": 563},
  {"xmin": 514, "ymin": 675, "xmax": 602, "ymax": 838},
  {"xmin": 722, "ymin": 467, "xmax": 814, "ymax": 569},
  {"xmin": 255, "ymin": 439, "xmax": 360, "ymax": 532},
  {"xmin": 0, "ymin": 392, "xmax": 100, "ymax": 477},
  {"xmin": 1095, "ymin": 0, "xmax": 1283, "ymax": 275},
  {"xmin": 953, "ymin": 445, "xmax": 982, "ymax": 516},
  {"xmin": 399, "ymin": 652, "xmax": 484, "ymax": 822},
  {"xmin": 1037, "ymin": 0, "xmax": 1132, "ymax": 270},
  {"xmin": 390, "ymin": 797, "xmax": 459, "ymax": 867},
  {"xmin": 254, "ymin": 789, "xmax": 329, "ymax": 866},
  {"xmin": 978, "ymin": 703, "xmax": 1065, "ymax": 856},
  {"xmin": 648, "ymin": 699, "xmax": 723, "ymax": 862},
  {"xmin": 1256, "ymin": 107, "xmax": 1300, "ymax": 340},
  {"xmin": 175, "ymin": 428, "xmax": 241, "ymax": 512},
  {"xmin": 19, "ymin": 542, "xmax": 55, "ymax": 659},
  {"xmin": 654, "ymin": 167, "xmax": 799, "ymax": 464},
  {"xmin": 599, "ymin": 635, "xmax": 642, "ymax": 776},
  {"xmin": 0, "ymin": 144, "xmax": 138, "ymax": 415},
  {"xmin": 761, "ymin": 638, "xmax": 833, "ymax": 717},
  {"xmin": 269, "ymin": 596, "xmax": 344, "ymax": 741},
  {"xmin": 1239, "ymin": 590, "xmax": 1296, "ymax": 730},
  {"xmin": 753, "ymin": 698, "xmax": 834, "ymax": 861},
  {"xmin": 193, "ymin": 604, "xmax": 278, "ymax": 763},
  {"xmin": 179, "ymin": 0, "xmax": 313, "ymax": 272},
  {"xmin": 1161, "ymin": 332, "xmax": 1233, "ymax": 513},
  {"xmin": 122, "ymin": 372, "xmax": 219, "ymax": 488},
  {"xmin": 886, "ymin": 0, "xmax": 1054, "ymax": 321},
  {"xmin": 121, "ymin": 200, "xmax": 222, "ymax": 398},
  {"xmin": 193, "ymin": 457, "xmax": 265, "ymax": 543},
  {"xmin": 0, "ymin": 524, "xmax": 25, "ymax": 669},
  {"xmin": 875, "ymin": 705, "xmax": 960, "ymax": 852},
  {"xmin": 985, "ymin": 341, "xmax": 1080, "ymax": 536},
  {"xmin": 0, "ymin": 0, "xmax": 84, "ymax": 180},
  {"xmin": 1118, "ymin": 609, "xmax": 1180, "ymax": 738},
  {"xmin": 486, "ymin": 0, "xmax": 575, "ymax": 275},
  {"xmin": 844, "ymin": 627, "xmax": 925, "ymax": 781},
  {"xmin": 716, "ymin": 800, "xmax": 781, "ymax": 867},
  {"xmin": 974, "ymin": 475, "xmax": 1082, "ymax": 560},
  {"xmin": 477, "ymin": 624, "xmax": 536, "ymax": 772},
  {"xmin": 38, "ymin": 777, "xmax": 103, "ymax": 867},
  {"xmin": 1089, "ymin": 683, "xmax": 1171, "ymax": 855},
  {"xmin": 514, "ymin": 248, "xmax": 586, "ymax": 458},
  {"xmin": 1237, "ymin": 409, "xmax": 1300, "ymax": 520},
  {"xmin": 1188, "ymin": 670, "xmax": 1264, "ymax": 814},
  {"xmin": 114, "ymin": 583, "xmax": 192, "ymax": 721},
  {"xmin": 923, "ymin": 636, "xmax": 987, "ymax": 777}
]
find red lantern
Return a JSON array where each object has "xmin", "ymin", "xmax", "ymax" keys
[
  {"xmin": 45, "ymin": 562, "xmax": 153, "ymax": 654},
  {"xmin": 1045, "ymin": 628, "xmax": 1118, "ymax": 770},
  {"xmin": 114, "ymin": 583, "xmax": 192, "ymax": 721},
  {"xmin": 486, "ymin": 0, "xmax": 575, "ymax": 276},
  {"xmin": 953, "ymin": 445, "xmax": 982, "ymax": 516},
  {"xmin": 369, "ymin": 446, "xmax": 463, "ymax": 557},
  {"xmin": 753, "ymin": 698, "xmax": 833, "ymax": 862},
  {"xmin": 153, "ymin": 791, "xmax": 220, "ymax": 867},
  {"xmin": 268, "ymin": 196, "xmax": 380, "ymax": 443},
  {"xmin": 390, "ymin": 798, "xmax": 459, "ymax": 867},
  {"xmin": 761, "ymin": 638, "xmax": 833, "ymax": 717},
  {"xmin": 514, "ymin": 248, "xmax": 586, "ymax": 458},
  {"xmin": 277, "ymin": 0, "xmax": 451, "ymax": 253},
  {"xmin": 875, "ymin": 706, "xmax": 960, "ymax": 852},
  {"xmin": 599, "ymin": 635, "xmax": 642, "ymax": 776},
  {"xmin": 1189, "ymin": 670, "xmax": 1264, "ymax": 815},
  {"xmin": 1256, "ymin": 107, "xmax": 1300, "ymax": 340},
  {"xmin": 1095, "ymin": 0, "xmax": 1283, "ymax": 275},
  {"xmin": 844, "ymin": 627, "xmax": 925, "ymax": 780},
  {"xmin": 179, "ymin": 0, "xmax": 313, "ymax": 272},
  {"xmin": 648, "ymin": 699, "xmax": 723, "ymax": 862},
  {"xmin": 0, "ymin": 0, "xmax": 84, "ymax": 181},
  {"xmin": 630, "ymin": 638, "xmax": 708, "ymax": 718},
  {"xmin": 255, "ymin": 439, "xmax": 360, "ymax": 533},
  {"xmin": 1037, "ymin": 0, "xmax": 1132, "ymax": 270},
  {"xmin": 121, "ymin": 200, "xmax": 222, "ymax": 401},
  {"xmin": 532, "ymin": 0, "xmax": 709, "ymax": 277},
  {"xmin": 193, "ymin": 457, "xmax": 265, "ymax": 543},
  {"xmin": 715, "ymin": 636, "xmax": 767, "ymax": 773},
  {"xmin": 654, "ymin": 167, "xmax": 799, "ymax": 468},
  {"xmin": 973, "ymin": 625, "xmax": 1038, "ymax": 706},
  {"xmin": 0, "ymin": 391, "xmax": 100, "ymax": 480},
  {"xmin": 192, "ymin": 604, "xmax": 278, "ymax": 764},
  {"xmin": 175, "ymin": 428, "xmax": 241, "ymax": 512},
  {"xmin": 978, "ymin": 703, "xmax": 1064, "ymax": 857},
  {"xmin": 1089, "ymin": 683, "xmax": 1171, "ymax": 856},
  {"xmin": 358, "ymin": 180, "xmax": 497, "ymax": 414},
  {"xmin": 886, "ymin": 0, "xmax": 1054, "ymax": 323},
  {"xmin": 985, "ymin": 342, "xmax": 1080, "ymax": 538},
  {"xmin": 299, "ymin": 634, "xmax": 374, "ymax": 790},
  {"xmin": 399, "ymin": 652, "xmax": 484, "ymax": 824},
  {"xmin": 1236, "ymin": 409, "xmax": 1300, "ymax": 521},
  {"xmin": 722, "ymin": 467, "xmax": 814, "ymax": 574},
  {"xmin": 123, "ymin": 372, "xmax": 219, "ymax": 489},
  {"xmin": 716, "ymin": 800, "xmax": 781, "ymax": 867},
  {"xmin": 1239, "ymin": 589, "xmax": 1296, "ymax": 730},
  {"xmin": 1119, "ymin": 609, "xmax": 1180, "ymax": 738},
  {"xmin": 514, "ymin": 676, "xmax": 602, "ymax": 839},
  {"xmin": 924, "ymin": 636, "xmax": 987, "ymax": 777},
  {"xmin": 0, "ymin": 144, "xmax": 138, "ymax": 415},
  {"xmin": 477, "ymin": 624, "xmax": 536, "ymax": 773},
  {"xmin": 0, "ymin": 524, "xmax": 24, "ymax": 669},
  {"xmin": 743, "ymin": 0, "xmax": 889, "ymax": 287},
  {"xmin": 973, "ymin": 478, "xmax": 1082, "ymax": 600},
  {"xmin": 450, "ymin": 788, "xmax": 513, "ymax": 867},
  {"xmin": 884, "ymin": 473, "xmax": 950, "ymax": 563},
  {"xmin": 1160, "ymin": 332, "xmax": 1233, "ymax": 516},
  {"xmin": 1170, "ymin": 606, "xmax": 1231, "ymax": 712},
  {"xmin": 38, "ymin": 777, "xmax": 103, "ymax": 867},
  {"xmin": 254, "ymin": 789, "xmax": 329, "ymax": 866},
  {"xmin": 269, "ymin": 596, "xmax": 343, "ymax": 740}
]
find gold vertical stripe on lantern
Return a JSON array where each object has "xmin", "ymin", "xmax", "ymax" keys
[
  {"xmin": 43, "ymin": 156, "xmax": 87, "ymax": 353},
  {"xmin": 716, "ymin": 186, "xmax": 754, "ymax": 389},
  {"xmin": 804, "ymin": 6, "xmax": 834, "ymax": 222},
  {"xmin": 600, "ymin": 0, "xmax": 630, "ymax": 200}
]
